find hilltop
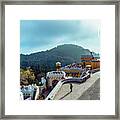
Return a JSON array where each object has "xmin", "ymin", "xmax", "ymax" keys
[{"xmin": 20, "ymin": 44, "xmax": 99, "ymax": 71}]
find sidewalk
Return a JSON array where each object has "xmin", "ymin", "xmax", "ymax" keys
[
  {"xmin": 54, "ymin": 72, "xmax": 100, "ymax": 100},
  {"xmin": 78, "ymin": 79, "xmax": 100, "ymax": 100}
]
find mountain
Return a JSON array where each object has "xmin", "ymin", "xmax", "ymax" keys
[{"xmin": 20, "ymin": 44, "xmax": 99, "ymax": 71}]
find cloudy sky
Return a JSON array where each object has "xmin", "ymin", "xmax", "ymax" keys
[{"xmin": 20, "ymin": 20, "xmax": 100, "ymax": 54}]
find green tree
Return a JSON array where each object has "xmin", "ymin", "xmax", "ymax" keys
[{"xmin": 20, "ymin": 68, "xmax": 36, "ymax": 85}]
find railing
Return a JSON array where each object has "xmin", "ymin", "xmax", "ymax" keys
[
  {"xmin": 45, "ymin": 80, "xmax": 63, "ymax": 100},
  {"xmin": 45, "ymin": 72, "xmax": 91, "ymax": 100}
]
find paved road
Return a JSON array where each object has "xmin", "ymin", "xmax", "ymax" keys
[
  {"xmin": 54, "ymin": 72, "xmax": 100, "ymax": 100},
  {"xmin": 78, "ymin": 79, "xmax": 100, "ymax": 100},
  {"xmin": 45, "ymin": 72, "xmax": 91, "ymax": 100}
]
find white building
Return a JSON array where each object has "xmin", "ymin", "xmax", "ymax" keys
[
  {"xmin": 46, "ymin": 71, "xmax": 66, "ymax": 87},
  {"xmin": 21, "ymin": 85, "xmax": 37, "ymax": 100}
]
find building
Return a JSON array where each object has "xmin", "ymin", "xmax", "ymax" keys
[
  {"xmin": 61, "ymin": 63, "xmax": 83, "ymax": 78},
  {"xmin": 81, "ymin": 52, "xmax": 100, "ymax": 69},
  {"xmin": 46, "ymin": 62, "xmax": 66, "ymax": 87},
  {"xmin": 46, "ymin": 71, "xmax": 66, "ymax": 87},
  {"xmin": 56, "ymin": 62, "xmax": 61, "ymax": 71},
  {"xmin": 20, "ymin": 85, "xmax": 37, "ymax": 100}
]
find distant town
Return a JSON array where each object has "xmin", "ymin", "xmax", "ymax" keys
[{"xmin": 20, "ymin": 51, "xmax": 100, "ymax": 100}]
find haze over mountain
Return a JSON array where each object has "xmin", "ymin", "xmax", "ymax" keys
[{"xmin": 20, "ymin": 44, "xmax": 99, "ymax": 71}]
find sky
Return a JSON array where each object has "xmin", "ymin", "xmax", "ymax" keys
[{"xmin": 20, "ymin": 20, "xmax": 100, "ymax": 54}]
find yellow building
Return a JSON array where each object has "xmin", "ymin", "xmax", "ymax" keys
[
  {"xmin": 63, "ymin": 69, "xmax": 81, "ymax": 77},
  {"xmin": 81, "ymin": 54, "xmax": 100, "ymax": 70},
  {"xmin": 61, "ymin": 63, "xmax": 83, "ymax": 78}
]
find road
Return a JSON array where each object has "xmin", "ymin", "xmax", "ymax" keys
[
  {"xmin": 46, "ymin": 72, "xmax": 100, "ymax": 100},
  {"xmin": 78, "ymin": 79, "xmax": 100, "ymax": 100}
]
